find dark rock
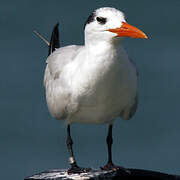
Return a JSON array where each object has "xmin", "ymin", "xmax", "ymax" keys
[{"xmin": 25, "ymin": 168, "xmax": 180, "ymax": 180}]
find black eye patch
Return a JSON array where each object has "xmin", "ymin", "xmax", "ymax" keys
[{"xmin": 96, "ymin": 17, "xmax": 107, "ymax": 24}]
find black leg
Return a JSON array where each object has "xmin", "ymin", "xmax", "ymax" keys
[
  {"xmin": 101, "ymin": 124, "xmax": 131, "ymax": 174},
  {"xmin": 66, "ymin": 125, "xmax": 91, "ymax": 174},
  {"xmin": 66, "ymin": 125, "xmax": 77, "ymax": 168},
  {"xmin": 107, "ymin": 124, "xmax": 113, "ymax": 165},
  {"xmin": 102, "ymin": 124, "xmax": 114, "ymax": 169}
]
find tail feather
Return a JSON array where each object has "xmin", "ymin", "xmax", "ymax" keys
[{"xmin": 48, "ymin": 23, "xmax": 60, "ymax": 55}]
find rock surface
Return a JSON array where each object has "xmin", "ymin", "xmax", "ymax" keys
[{"xmin": 25, "ymin": 168, "xmax": 180, "ymax": 180}]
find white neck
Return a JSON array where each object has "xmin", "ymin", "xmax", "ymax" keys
[{"xmin": 85, "ymin": 34, "xmax": 123, "ymax": 58}]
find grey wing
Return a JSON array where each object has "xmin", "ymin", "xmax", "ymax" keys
[
  {"xmin": 129, "ymin": 57, "xmax": 139, "ymax": 77},
  {"xmin": 44, "ymin": 45, "xmax": 82, "ymax": 86},
  {"xmin": 129, "ymin": 93, "xmax": 138, "ymax": 119},
  {"xmin": 128, "ymin": 57, "xmax": 139, "ymax": 118},
  {"xmin": 44, "ymin": 45, "xmax": 83, "ymax": 120},
  {"xmin": 120, "ymin": 93, "xmax": 138, "ymax": 120},
  {"xmin": 128, "ymin": 58, "xmax": 139, "ymax": 119},
  {"xmin": 120, "ymin": 58, "xmax": 139, "ymax": 120}
]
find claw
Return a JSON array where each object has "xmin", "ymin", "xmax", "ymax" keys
[
  {"xmin": 68, "ymin": 164, "xmax": 91, "ymax": 174},
  {"xmin": 101, "ymin": 162, "xmax": 131, "ymax": 174}
]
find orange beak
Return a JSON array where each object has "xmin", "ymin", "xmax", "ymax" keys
[{"xmin": 107, "ymin": 22, "xmax": 148, "ymax": 39}]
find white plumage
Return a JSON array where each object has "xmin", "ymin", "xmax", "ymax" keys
[
  {"xmin": 44, "ymin": 7, "xmax": 139, "ymax": 125},
  {"xmin": 42, "ymin": 7, "xmax": 147, "ymax": 173}
]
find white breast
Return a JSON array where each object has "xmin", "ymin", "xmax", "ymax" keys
[
  {"xmin": 62, "ymin": 45, "xmax": 138, "ymax": 124},
  {"xmin": 44, "ymin": 42, "xmax": 138, "ymax": 124}
]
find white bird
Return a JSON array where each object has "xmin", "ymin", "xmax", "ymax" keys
[{"xmin": 43, "ymin": 7, "xmax": 147, "ymax": 174}]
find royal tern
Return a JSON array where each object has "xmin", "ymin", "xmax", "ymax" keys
[{"xmin": 43, "ymin": 7, "xmax": 147, "ymax": 173}]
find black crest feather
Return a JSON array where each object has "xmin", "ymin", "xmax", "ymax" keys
[{"xmin": 84, "ymin": 12, "xmax": 95, "ymax": 29}]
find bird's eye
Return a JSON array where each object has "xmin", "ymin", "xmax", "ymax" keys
[{"xmin": 96, "ymin": 17, "xmax": 107, "ymax": 24}]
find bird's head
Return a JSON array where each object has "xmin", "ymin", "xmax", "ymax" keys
[{"xmin": 84, "ymin": 7, "xmax": 147, "ymax": 44}]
